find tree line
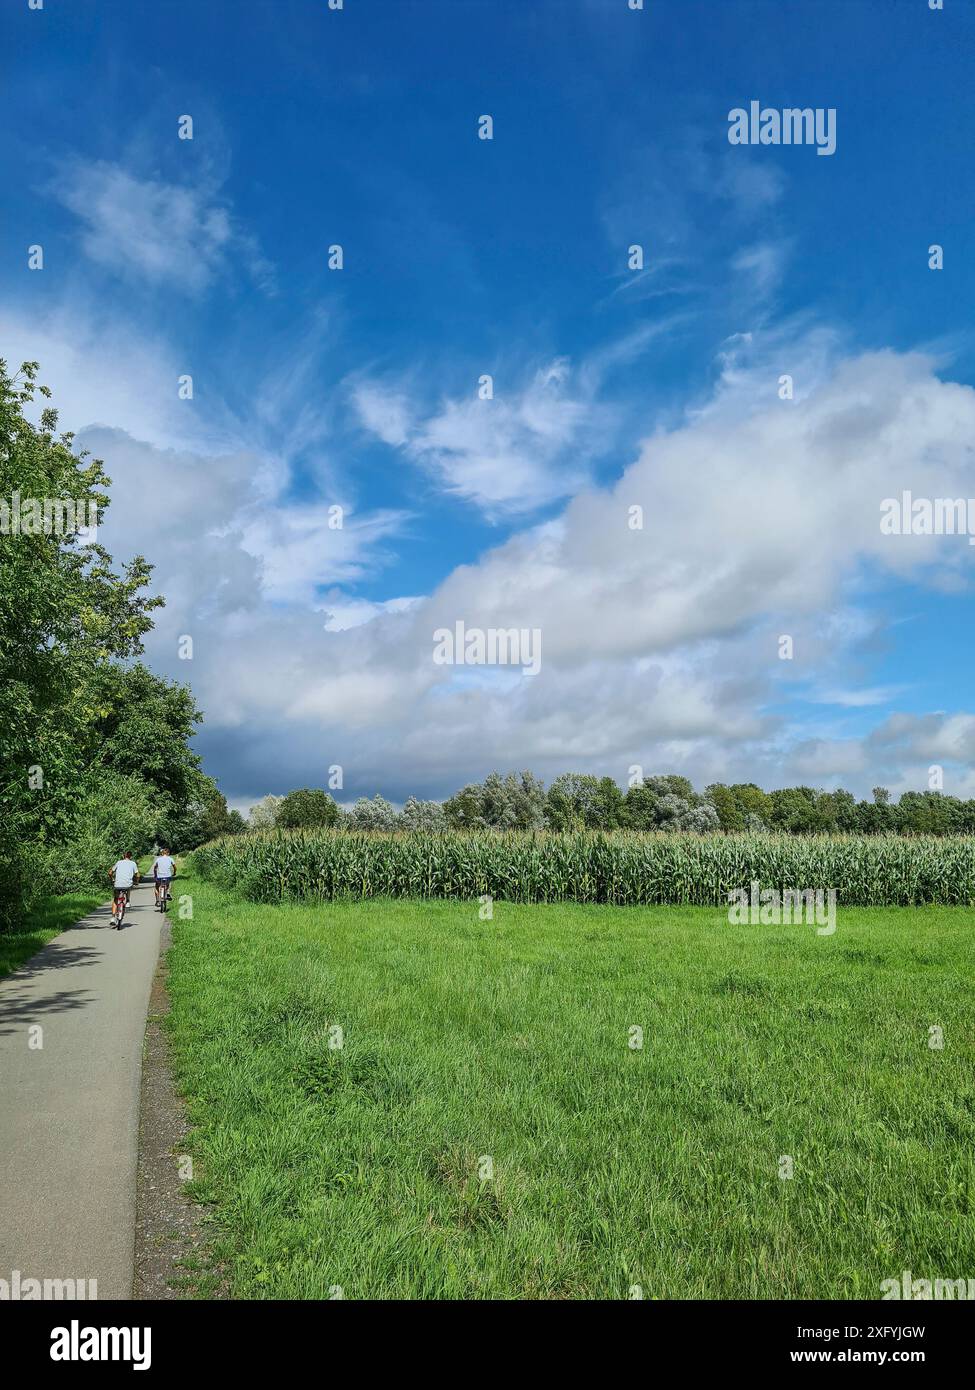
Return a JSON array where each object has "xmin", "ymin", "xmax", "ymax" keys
[
  {"xmin": 0, "ymin": 362, "xmax": 237, "ymax": 931},
  {"xmin": 245, "ymin": 774, "xmax": 972, "ymax": 837}
]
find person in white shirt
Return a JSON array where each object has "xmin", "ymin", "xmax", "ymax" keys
[
  {"xmin": 109, "ymin": 852, "xmax": 140, "ymax": 928},
  {"xmin": 152, "ymin": 847, "xmax": 176, "ymax": 908}
]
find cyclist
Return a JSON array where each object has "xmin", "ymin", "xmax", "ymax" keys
[
  {"xmin": 152, "ymin": 846, "xmax": 176, "ymax": 911},
  {"xmin": 109, "ymin": 852, "xmax": 140, "ymax": 929}
]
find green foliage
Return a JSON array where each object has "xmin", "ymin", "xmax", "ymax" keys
[
  {"xmin": 248, "ymin": 795, "xmax": 282, "ymax": 830},
  {"xmin": 0, "ymin": 364, "xmax": 161, "ymax": 842},
  {"xmin": 158, "ymin": 772, "xmax": 237, "ymax": 852},
  {"xmin": 43, "ymin": 770, "xmax": 158, "ymax": 894},
  {"xmin": 400, "ymin": 796, "xmax": 447, "ymax": 831},
  {"xmin": 444, "ymin": 771, "xmax": 547, "ymax": 830},
  {"xmin": 706, "ymin": 783, "xmax": 773, "ymax": 831},
  {"xmin": 89, "ymin": 662, "xmax": 203, "ymax": 810},
  {"xmin": 193, "ymin": 828, "xmax": 975, "ymax": 908},
  {"xmin": 251, "ymin": 772, "xmax": 975, "ymax": 849},
  {"xmin": 624, "ymin": 776, "xmax": 719, "ymax": 832},
  {"xmin": 545, "ymin": 774, "xmax": 626, "ymax": 830},
  {"xmin": 277, "ymin": 787, "xmax": 341, "ymax": 830},
  {"xmin": 347, "ymin": 794, "xmax": 399, "ymax": 831},
  {"xmin": 0, "ymin": 361, "xmax": 224, "ymax": 927}
]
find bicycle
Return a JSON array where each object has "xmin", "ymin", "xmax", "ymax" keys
[
  {"xmin": 113, "ymin": 887, "xmax": 130, "ymax": 929},
  {"xmin": 157, "ymin": 879, "xmax": 172, "ymax": 913}
]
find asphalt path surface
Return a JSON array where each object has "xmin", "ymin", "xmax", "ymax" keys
[{"xmin": 0, "ymin": 880, "xmax": 165, "ymax": 1299}]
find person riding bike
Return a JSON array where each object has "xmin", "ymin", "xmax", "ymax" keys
[
  {"xmin": 109, "ymin": 852, "xmax": 140, "ymax": 929},
  {"xmin": 152, "ymin": 847, "xmax": 176, "ymax": 911}
]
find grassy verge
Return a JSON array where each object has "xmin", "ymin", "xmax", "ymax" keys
[
  {"xmin": 167, "ymin": 868, "xmax": 975, "ymax": 1299},
  {"xmin": 0, "ymin": 889, "xmax": 108, "ymax": 978}
]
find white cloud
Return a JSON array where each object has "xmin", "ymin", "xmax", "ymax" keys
[
  {"xmin": 355, "ymin": 358, "xmax": 601, "ymax": 515},
  {"xmin": 870, "ymin": 712, "xmax": 975, "ymax": 763},
  {"xmin": 319, "ymin": 593, "xmax": 422, "ymax": 632},
  {"xmin": 236, "ymin": 503, "xmax": 408, "ymax": 604},
  {"xmin": 122, "ymin": 339, "xmax": 975, "ymax": 803},
  {"xmin": 50, "ymin": 159, "xmax": 273, "ymax": 294},
  {"xmin": 812, "ymin": 686, "xmax": 905, "ymax": 709},
  {"xmin": 732, "ymin": 241, "xmax": 790, "ymax": 301},
  {"xmin": 351, "ymin": 383, "xmax": 413, "ymax": 447},
  {"xmin": 718, "ymin": 160, "xmax": 787, "ymax": 215},
  {"xmin": 15, "ymin": 300, "xmax": 975, "ymax": 805},
  {"xmin": 0, "ymin": 303, "xmax": 205, "ymax": 449}
]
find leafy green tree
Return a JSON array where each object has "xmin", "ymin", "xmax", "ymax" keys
[
  {"xmin": 768, "ymin": 786, "xmax": 820, "ymax": 833},
  {"xmin": 545, "ymin": 774, "xmax": 593, "ymax": 830},
  {"xmin": 0, "ymin": 361, "xmax": 162, "ymax": 927},
  {"xmin": 157, "ymin": 772, "xmax": 237, "ymax": 850},
  {"xmin": 88, "ymin": 663, "xmax": 202, "ymax": 813},
  {"xmin": 401, "ymin": 796, "xmax": 447, "ymax": 831},
  {"xmin": 728, "ymin": 783, "xmax": 773, "ymax": 828},
  {"xmin": 481, "ymin": 771, "xmax": 547, "ymax": 829},
  {"xmin": 444, "ymin": 772, "xmax": 546, "ymax": 830},
  {"xmin": 817, "ymin": 788, "xmax": 859, "ymax": 832},
  {"xmin": 545, "ymin": 774, "xmax": 626, "ymax": 830},
  {"xmin": 443, "ymin": 782, "xmax": 488, "ymax": 829},
  {"xmin": 893, "ymin": 791, "xmax": 958, "ymax": 836},
  {"xmin": 856, "ymin": 797, "xmax": 891, "ymax": 834},
  {"xmin": 194, "ymin": 786, "xmax": 236, "ymax": 843},
  {"xmin": 248, "ymin": 795, "xmax": 282, "ymax": 830},
  {"xmin": 348, "ymin": 794, "xmax": 399, "ymax": 830},
  {"xmin": 706, "ymin": 783, "xmax": 744, "ymax": 831},
  {"xmin": 46, "ymin": 770, "xmax": 158, "ymax": 895},
  {"xmin": 278, "ymin": 787, "xmax": 341, "ymax": 829},
  {"xmin": 623, "ymin": 776, "xmax": 718, "ymax": 831}
]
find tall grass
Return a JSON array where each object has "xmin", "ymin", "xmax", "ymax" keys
[{"xmin": 193, "ymin": 829, "xmax": 975, "ymax": 907}]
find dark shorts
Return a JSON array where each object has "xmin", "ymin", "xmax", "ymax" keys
[
  {"xmin": 156, "ymin": 877, "xmax": 173, "ymax": 887},
  {"xmin": 113, "ymin": 886, "xmax": 132, "ymax": 899}
]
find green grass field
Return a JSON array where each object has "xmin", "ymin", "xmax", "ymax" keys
[{"xmin": 167, "ymin": 870, "xmax": 975, "ymax": 1299}]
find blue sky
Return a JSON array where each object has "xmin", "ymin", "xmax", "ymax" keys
[{"xmin": 3, "ymin": 0, "xmax": 975, "ymax": 809}]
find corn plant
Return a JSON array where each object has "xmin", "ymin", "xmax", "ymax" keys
[{"xmin": 192, "ymin": 830, "xmax": 975, "ymax": 908}]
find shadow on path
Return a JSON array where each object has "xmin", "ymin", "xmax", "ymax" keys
[{"xmin": 0, "ymin": 987, "xmax": 94, "ymax": 1034}]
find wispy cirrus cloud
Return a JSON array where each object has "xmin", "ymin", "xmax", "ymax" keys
[
  {"xmin": 352, "ymin": 357, "xmax": 603, "ymax": 516},
  {"xmin": 811, "ymin": 686, "xmax": 907, "ymax": 709},
  {"xmin": 49, "ymin": 158, "xmax": 274, "ymax": 294},
  {"xmin": 732, "ymin": 240, "xmax": 791, "ymax": 302}
]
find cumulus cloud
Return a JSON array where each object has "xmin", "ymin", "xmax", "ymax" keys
[
  {"xmin": 12, "ymin": 284, "xmax": 975, "ymax": 806},
  {"xmin": 77, "ymin": 337, "xmax": 975, "ymax": 805},
  {"xmin": 0, "ymin": 303, "xmax": 206, "ymax": 449}
]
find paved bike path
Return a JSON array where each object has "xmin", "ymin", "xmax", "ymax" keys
[{"xmin": 0, "ymin": 883, "xmax": 165, "ymax": 1299}]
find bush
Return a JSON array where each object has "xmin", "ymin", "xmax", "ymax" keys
[
  {"xmin": 45, "ymin": 771, "xmax": 157, "ymax": 895},
  {"xmin": 0, "ymin": 834, "xmax": 55, "ymax": 931}
]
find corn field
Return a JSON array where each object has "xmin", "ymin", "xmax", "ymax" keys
[{"xmin": 192, "ymin": 829, "xmax": 975, "ymax": 907}]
